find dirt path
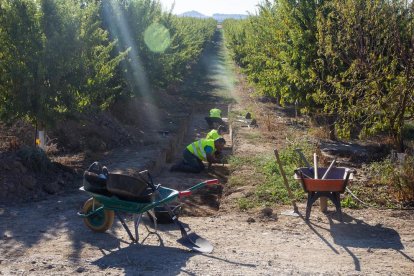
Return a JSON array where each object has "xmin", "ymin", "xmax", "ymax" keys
[
  {"xmin": 1, "ymin": 194, "xmax": 413, "ymax": 275},
  {"xmin": 1, "ymin": 30, "xmax": 414, "ymax": 276}
]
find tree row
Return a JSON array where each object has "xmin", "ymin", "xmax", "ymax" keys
[
  {"xmin": 0, "ymin": 0, "xmax": 217, "ymax": 127},
  {"xmin": 223, "ymin": 0, "xmax": 414, "ymax": 151}
]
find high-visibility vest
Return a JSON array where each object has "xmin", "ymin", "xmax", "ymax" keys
[
  {"xmin": 186, "ymin": 139, "xmax": 215, "ymax": 161},
  {"xmin": 206, "ymin": 129, "xmax": 222, "ymax": 140},
  {"xmin": 209, "ymin": 108, "xmax": 221, "ymax": 118}
]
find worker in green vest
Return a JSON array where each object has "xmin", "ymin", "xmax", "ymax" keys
[
  {"xmin": 205, "ymin": 108, "xmax": 225, "ymax": 129},
  {"xmin": 206, "ymin": 125, "xmax": 227, "ymax": 162},
  {"xmin": 210, "ymin": 108, "xmax": 221, "ymax": 118},
  {"xmin": 170, "ymin": 138, "xmax": 226, "ymax": 173},
  {"xmin": 206, "ymin": 125, "xmax": 226, "ymax": 140}
]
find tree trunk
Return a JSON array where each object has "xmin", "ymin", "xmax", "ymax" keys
[{"xmin": 394, "ymin": 130, "xmax": 405, "ymax": 153}]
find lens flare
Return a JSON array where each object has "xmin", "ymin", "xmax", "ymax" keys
[{"xmin": 144, "ymin": 23, "xmax": 171, "ymax": 53}]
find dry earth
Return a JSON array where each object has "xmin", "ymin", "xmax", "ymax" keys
[{"xmin": 1, "ymin": 195, "xmax": 413, "ymax": 275}]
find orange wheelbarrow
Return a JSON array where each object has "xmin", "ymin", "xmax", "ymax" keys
[{"xmin": 294, "ymin": 167, "xmax": 355, "ymax": 221}]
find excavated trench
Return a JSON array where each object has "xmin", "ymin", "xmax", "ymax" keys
[
  {"xmin": 102, "ymin": 29, "xmax": 235, "ymax": 217},
  {"xmin": 103, "ymin": 102, "xmax": 232, "ymax": 217}
]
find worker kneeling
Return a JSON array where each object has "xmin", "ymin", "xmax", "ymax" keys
[
  {"xmin": 170, "ymin": 138, "xmax": 226, "ymax": 173},
  {"xmin": 206, "ymin": 125, "xmax": 226, "ymax": 140}
]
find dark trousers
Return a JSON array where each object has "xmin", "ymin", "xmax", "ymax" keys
[
  {"xmin": 172, "ymin": 149, "xmax": 205, "ymax": 173},
  {"xmin": 205, "ymin": 117, "xmax": 224, "ymax": 129}
]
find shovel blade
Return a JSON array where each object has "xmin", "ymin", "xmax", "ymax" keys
[
  {"xmin": 177, "ymin": 232, "xmax": 213, "ymax": 253},
  {"xmin": 281, "ymin": 210, "xmax": 300, "ymax": 217}
]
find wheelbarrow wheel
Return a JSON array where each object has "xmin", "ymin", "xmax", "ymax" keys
[{"xmin": 82, "ymin": 198, "xmax": 114, "ymax": 232}]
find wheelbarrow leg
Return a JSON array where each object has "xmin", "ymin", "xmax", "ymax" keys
[
  {"xmin": 116, "ymin": 212, "xmax": 136, "ymax": 243},
  {"xmin": 306, "ymin": 192, "xmax": 316, "ymax": 220},
  {"xmin": 145, "ymin": 210, "xmax": 158, "ymax": 234},
  {"xmin": 133, "ymin": 214, "xmax": 143, "ymax": 243},
  {"xmin": 332, "ymin": 192, "xmax": 343, "ymax": 222}
]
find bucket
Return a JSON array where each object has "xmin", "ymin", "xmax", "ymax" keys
[{"xmin": 150, "ymin": 204, "xmax": 182, "ymax": 224}]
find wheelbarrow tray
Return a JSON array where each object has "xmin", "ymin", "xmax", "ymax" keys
[
  {"xmin": 294, "ymin": 167, "xmax": 355, "ymax": 221},
  {"xmin": 80, "ymin": 186, "xmax": 179, "ymax": 215},
  {"xmin": 294, "ymin": 167, "xmax": 354, "ymax": 192}
]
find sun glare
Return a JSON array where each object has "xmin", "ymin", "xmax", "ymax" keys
[
  {"xmin": 102, "ymin": 1, "xmax": 160, "ymax": 122},
  {"xmin": 144, "ymin": 23, "xmax": 171, "ymax": 53}
]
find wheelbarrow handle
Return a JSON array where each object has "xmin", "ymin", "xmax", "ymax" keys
[
  {"xmin": 205, "ymin": 179, "xmax": 219, "ymax": 185},
  {"xmin": 179, "ymin": 190, "xmax": 192, "ymax": 198},
  {"xmin": 188, "ymin": 179, "xmax": 220, "ymax": 192},
  {"xmin": 293, "ymin": 169, "xmax": 302, "ymax": 175}
]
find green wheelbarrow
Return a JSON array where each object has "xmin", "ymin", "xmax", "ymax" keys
[{"xmin": 78, "ymin": 170, "xmax": 219, "ymax": 253}]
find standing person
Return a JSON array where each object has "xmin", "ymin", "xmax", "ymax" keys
[
  {"xmin": 170, "ymin": 138, "xmax": 226, "ymax": 173},
  {"xmin": 205, "ymin": 108, "xmax": 224, "ymax": 129}
]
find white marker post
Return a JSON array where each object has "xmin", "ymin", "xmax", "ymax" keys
[{"xmin": 38, "ymin": 130, "xmax": 46, "ymax": 150}]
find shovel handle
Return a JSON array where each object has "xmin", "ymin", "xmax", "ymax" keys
[{"xmin": 321, "ymin": 158, "xmax": 336, "ymax": 180}]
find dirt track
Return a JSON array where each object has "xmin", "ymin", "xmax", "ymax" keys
[
  {"xmin": 1, "ymin": 30, "xmax": 414, "ymax": 275},
  {"xmin": 1, "ymin": 195, "xmax": 413, "ymax": 275}
]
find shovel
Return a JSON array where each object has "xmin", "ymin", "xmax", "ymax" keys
[{"xmin": 141, "ymin": 172, "xmax": 215, "ymax": 253}]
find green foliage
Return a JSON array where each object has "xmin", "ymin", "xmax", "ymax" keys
[
  {"xmin": 223, "ymin": 0, "xmax": 322, "ymax": 107},
  {"xmin": 0, "ymin": 0, "xmax": 216, "ymax": 127},
  {"xmin": 0, "ymin": 0, "xmax": 125, "ymax": 126},
  {"xmin": 223, "ymin": 0, "xmax": 414, "ymax": 150},
  {"xmin": 253, "ymin": 145, "xmax": 308, "ymax": 205},
  {"xmin": 101, "ymin": 0, "xmax": 217, "ymax": 90},
  {"xmin": 368, "ymin": 155, "xmax": 414, "ymax": 203},
  {"xmin": 238, "ymin": 198, "xmax": 256, "ymax": 210},
  {"xmin": 228, "ymin": 155, "xmax": 264, "ymax": 169},
  {"xmin": 0, "ymin": 0, "xmax": 44, "ymax": 123},
  {"xmin": 17, "ymin": 146, "xmax": 52, "ymax": 173},
  {"xmin": 228, "ymin": 140, "xmax": 315, "ymax": 208},
  {"xmin": 315, "ymin": 0, "xmax": 414, "ymax": 150},
  {"xmin": 403, "ymin": 122, "xmax": 414, "ymax": 141},
  {"xmin": 341, "ymin": 195, "xmax": 359, "ymax": 209}
]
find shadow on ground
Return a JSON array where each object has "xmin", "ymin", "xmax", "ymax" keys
[{"xmin": 304, "ymin": 211, "xmax": 411, "ymax": 272}]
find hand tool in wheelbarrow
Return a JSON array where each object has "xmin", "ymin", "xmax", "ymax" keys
[{"xmin": 138, "ymin": 172, "xmax": 218, "ymax": 253}]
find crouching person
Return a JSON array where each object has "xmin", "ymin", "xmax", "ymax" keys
[
  {"xmin": 170, "ymin": 138, "xmax": 226, "ymax": 173},
  {"xmin": 205, "ymin": 108, "xmax": 225, "ymax": 129},
  {"xmin": 206, "ymin": 125, "xmax": 226, "ymax": 140}
]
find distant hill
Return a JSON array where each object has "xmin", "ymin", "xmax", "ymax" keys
[
  {"xmin": 179, "ymin": 11, "xmax": 248, "ymax": 22},
  {"xmin": 179, "ymin": 10, "xmax": 208, "ymax": 18},
  {"xmin": 212, "ymin": 13, "xmax": 248, "ymax": 22}
]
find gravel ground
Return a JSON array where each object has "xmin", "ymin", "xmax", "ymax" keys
[{"xmin": 1, "ymin": 192, "xmax": 413, "ymax": 275}]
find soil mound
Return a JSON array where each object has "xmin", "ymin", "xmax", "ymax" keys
[{"xmin": 0, "ymin": 149, "xmax": 78, "ymax": 204}]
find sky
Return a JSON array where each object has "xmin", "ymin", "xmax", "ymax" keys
[{"xmin": 158, "ymin": 0, "xmax": 261, "ymax": 16}]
